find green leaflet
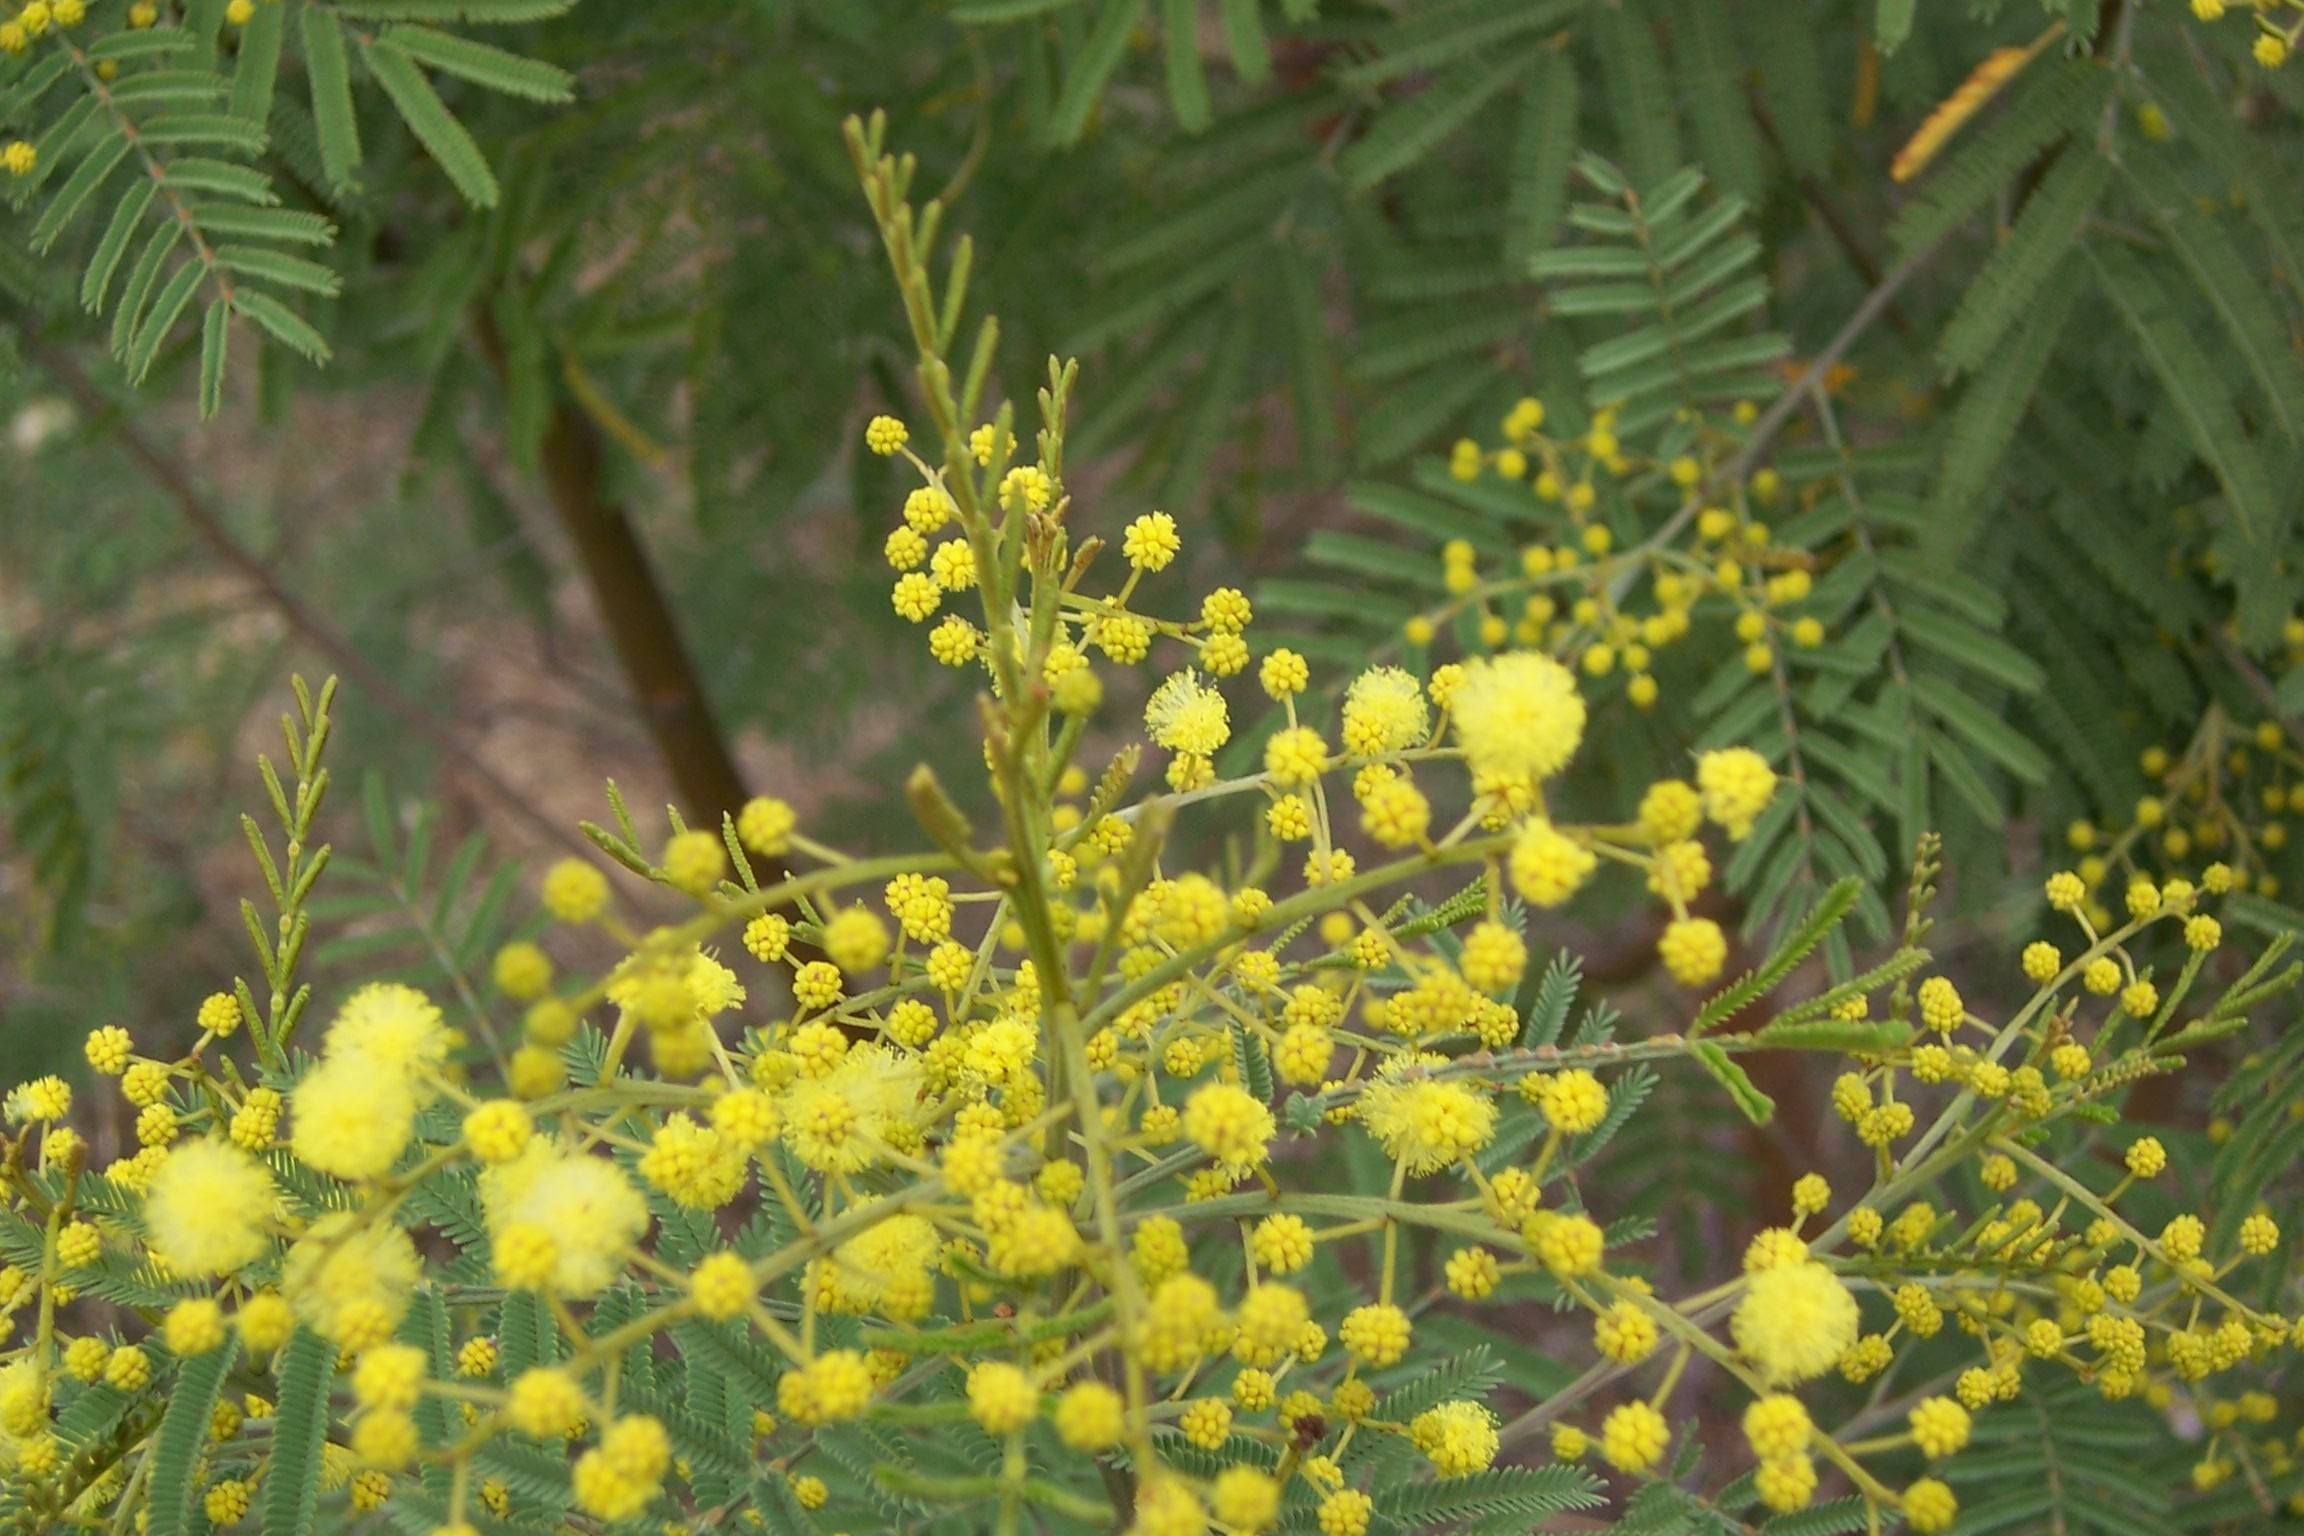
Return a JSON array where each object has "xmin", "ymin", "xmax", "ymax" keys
[
  {"xmin": 1894, "ymin": 604, "xmax": 2044, "ymax": 693},
  {"xmin": 950, "ymin": 0, "xmax": 1074, "ymax": 19},
  {"xmin": 1334, "ymin": 0, "xmax": 1584, "ymax": 88},
  {"xmin": 497, "ymin": 1290, "xmax": 556, "ymax": 1375},
  {"xmin": 1926, "ymin": 261, "xmax": 2082, "ymax": 557},
  {"xmin": 233, "ymin": 288, "xmax": 332, "ymax": 362},
  {"xmin": 148, "ymin": 1340, "xmax": 241, "ymax": 1536},
  {"xmin": 1760, "ymin": 1498, "xmax": 1874, "ymax": 1536},
  {"xmin": 1159, "ymin": 0, "xmax": 1209, "ymax": 132},
  {"xmin": 1913, "ymin": 674, "xmax": 2049, "ymax": 784},
  {"xmin": 214, "ymin": 244, "xmax": 342, "ymax": 295},
  {"xmin": 1753, "ymin": 1016, "xmax": 1913, "ymax": 1052},
  {"xmin": 1530, "ymin": 160, "xmax": 1786, "ymax": 429},
  {"xmin": 198, "ymin": 298, "xmax": 228, "ymax": 419},
  {"xmin": 1230, "ymin": 1020, "xmax": 1274, "ymax": 1102},
  {"xmin": 2125, "ymin": 151, "xmax": 2304, "ymax": 445},
  {"xmin": 1519, "ymin": 951, "xmax": 1581, "ymax": 1047},
  {"xmin": 1340, "ymin": 39, "xmax": 1547, "ymax": 193},
  {"xmin": 1047, "ymin": 0, "xmax": 1148, "ymax": 148},
  {"xmin": 1504, "ymin": 49, "xmax": 1579, "ymax": 267},
  {"xmin": 229, "ymin": 1, "xmax": 284, "ymax": 123},
  {"xmin": 1694, "ymin": 877, "xmax": 1861, "ymax": 1035},
  {"xmin": 302, "ymin": 6, "xmax": 363, "ymax": 189},
  {"xmin": 1676, "ymin": 0, "xmax": 1763, "ymax": 203},
  {"xmin": 1935, "ymin": 147, "xmax": 2106, "ymax": 377},
  {"xmin": 1693, "ymin": 1039, "xmax": 1775, "ymax": 1124},
  {"xmin": 1592, "ymin": 0, "xmax": 1677, "ymax": 189},
  {"xmin": 29, "ymin": 131, "xmax": 129, "ymax": 253},
  {"xmin": 1748, "ymin": 0, "xmax": 1831, "ymax": 175},
  {"xmin": 1375, "ymin": 1463, "xmax": 1606, "ymax": 1522},
  {"xmin": 1219, "ymin": 0, "xmax": 1270, "ymax": 85},
  {"xmin": 1875, "ymin": 0, "xmax": 1916, "ymax": 51},
  {"xmin": 260, "ymin": 1330, "xmax": 337, "ymax": 1536},
  {"xmin": 381, "ymin": 25, "xmax": 576, "ymax": 102},
  {"xmin": 1889, "ymin": 63, "xmax": 2103, "ymax": 257},
  {"xmin": 2085, "ymin": 242, "xmax": 2277, "ymax": 545},
  {"xmin": 126, "ymin": 259, "xmax": 203, "ymax": 385},
  {"xmin": 363, "ymin": 40, "xmax": 501, "ymax": 207},
  {"xmin": 1278, "ymin": 242, "xmax": 1338, "ymax": 478},
  {"xmin": 334, "ymin": 0, "xmax": 576, "ymax": 17}
]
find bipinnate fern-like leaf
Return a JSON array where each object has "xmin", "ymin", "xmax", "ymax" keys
[
  {"xmin": 259, "ymin": 1328, "xmax": 336, "ymax": 1536},
  {"xmin": 4, "ymin": 0, "xmax": 571, "ymax": 413},
  {"xmin": 146, "ymin": 1338, "xmax": 239, "ymax": 1536}
]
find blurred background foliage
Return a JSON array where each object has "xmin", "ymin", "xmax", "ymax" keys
[{"xmin": 6, "ymin": 0, "xmax": 2304, "ymax": 1214}]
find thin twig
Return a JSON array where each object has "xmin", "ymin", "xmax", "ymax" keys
[
  {"xmin": 1606, "ymin": 234, "xmax": 1944, "ymax": 607},
  {"xmin": 1746, "ymin": 83, "xmax": 1916, "ymax": 335},
  {"xmin": 13, "ymin": 316, "xmax": 594, "ymax": 861}
]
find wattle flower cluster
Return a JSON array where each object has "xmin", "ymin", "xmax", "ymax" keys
[{"xmin": 0, "ymin": 116, "xmax": 2295, "ymax": 1536}]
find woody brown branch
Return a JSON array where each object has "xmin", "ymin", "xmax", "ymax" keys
[{"xmin": 471, "ymin": 304, "xmax": 749, "ymax": 828}]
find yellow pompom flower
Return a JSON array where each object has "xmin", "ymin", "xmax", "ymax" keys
[
  {"xmin": 196, "ymin": 991, "xmax": 242, "ymax": 1037},
  {"xmin": 1449, "ymin": 651, "xmax": 1586, "ymax": 784},
  {"xmin": 1340, "ymin": 1303, "xmax": 1412, "ymax": 1366},
  {"xmin": 1340, "ymin": 666, "xmax": 1430, "ymax": 755},
  {"xmin": 1459, "ymin": 920, "xmax": 1527, "ymax": 993},
  {"xmin": 1212, "ymin": 1465, "xmax": 1280, "ymax": 1529},
  {"xmin": 1509, "ymin": 820, "xmax": 1596, "ymax": 906},
  {"xmin": 282, "ymin": 1214, "xmax": 420, "ymax": 1347},
  {"xmin": 965, "ymin": 1361, "xmax": 1039, "ymax": 1435},
  {"xmin": 352, "ymin": 1344, "xmax": 427, "ymax": 1412},
  {"xmin": 1743, "ymin": 1393, "xmax": 1810, "ymax": 1458},
  {"xmin": 690, "ymin": 1252, "xmax": 754, "ymax": 1320},
  {"xmin": 1410, "ymin": 1401, "xmax": 1500, "ymax": 1477},
  {"xmin": 1639, "ymin": 779, "xmax": 1703, "ymax": 843},
  {"xmin": 1904, "ymin": 1477, "xmax": 1958, "ymax": 1533},
  {"xmin": 104, "ymin": 1347, "xmax": 150, "ymax": 1391},
  {"xmin": 141, "ymin": 1138, "xmax": 276, "ymax": 1277},
  {"xmin": 1252, "ymin": 1213, "xmax": 1314, "ymax": 1274},
  {"xmin": 325, "ymin": 982, "xmax": 449, "ymax": 1079},
  {"xmin": 463, "ymin": 1101, "xmax": 533, "ymax": 1165},
  {"xmin": 83, "ymin": 1025, "xmax": 133, "ymax": 1075},
  {"xmin": 1732, "ymin": 1262, "xmax": 1860, "ymax": 1384},
  {"xmin": 822, "ymin": 906, "xmax": 891, "ymax": 973},
  {"xmin": 1755, "ymin": 1454, "xmax": 1816, "ymax": 1512},
  {"xmin": 1536, "ymin": 1069, "xmax": 1609, "ymax": 1133},
  {"xmin": 1054, "ymin": 1381, "xmax": 1126, "ymax": 1449},
  {"xmin": 571, "ymin": 1414, "xmax": 670, "ymax": 1520},
  {"xmin": 1123, "ymin": 511, "xmax": 1181, "ymax": 570},
  {"xmin": 1658, "ymin": 917, "xmax": 1727, "ymax": 985},
  {"xmin": 1358, "ymin": 1069, "xmax": 1496, "ymax": 1173},
  {"xmin": 1318, "ymin": 1488, "xmax": 1373, "ymax": 1536},
  {"xmin": 481, "ymin": 1146, "xmax": 652, "ymax": 1297},
  {"xmin": 2125, "ymin": 1137, "xmax": 2166, "ymax": 1178},
  {"xmin": 1144, "ymin": 670, "xmax": 1230, "ymax": 756},
  {"xmin": 1231, "ymin": 1282, "xmax": 1311, "ymax": 1367},
  {"xmin": 1909, "ymin": 1396, "xmax": 1970, "ymax": 1457},
  {"xmin": 1181, "ymin": 1082, "xmax": 1274, "ymax": 1174},
  {"xmin": 507, "ymin": 1368, "xmax": 587, "ymax": 1438},
  {"xmin": 540, "ymin": 858, "xmax": 610, "ymax": 922},
  {"xmin": 290, "ymin": 1058, "xmax": 416, "ymax": 1182},
  {"xmin": 1525, "ymin": 1210, "xmax": 1605, "ymax": 1277},
  {"xmin": 1594, "ymin": 1301, "xmax": 1658, "ymax": 1363},
  {"xmin": 1696, "ymin": 748, "xmax": 1777, "ymax": 840},
  {"xmin": 165, "ymin": 1298, "xmax": 228, "ymax": 1356},
  {"xmin": 777, "ymin": 1350, "xmax": 875, "ymax": 1425},
  {"xmin": 1600, "ymin": 1400, "xmax": 1670, "ymax": 1471}
]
